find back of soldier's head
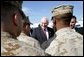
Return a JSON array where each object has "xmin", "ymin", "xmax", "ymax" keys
[
  {"xmin": 1, "ymin": 1, "xmax": 23, "ymax": 37},
  {"xmin": 1, "ymin": 1, "xmax": 23, "ymax": 22}
]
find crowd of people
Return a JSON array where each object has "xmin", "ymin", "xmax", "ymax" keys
[{"xmin": 1, "ymin": 1, "xmax": 83, "ymax": 56}]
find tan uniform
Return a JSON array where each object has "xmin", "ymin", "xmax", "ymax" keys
[
  {"xmin": 1, "ymin": 31, "xmax": 45, "ymax": 56},
  {"xmin": 17, "ymin": 32, "xmax": 41, "ymax": 49},
  {"xmin": 45, "ymin": 27, "xmax": 83, "ymax": 56}
]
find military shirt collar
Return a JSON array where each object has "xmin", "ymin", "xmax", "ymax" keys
[
  {"xmin": 56, "ymin": 27, "xmax": 73, "ymax": 36},
  {"xmin": 1, "ymin": 31, "xmax": 12, "ymax": 38}
]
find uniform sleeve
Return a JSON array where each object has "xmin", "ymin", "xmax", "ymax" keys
[{"xmin": 45, "ymin": 38, "xmax": 59, "ymax": 56}]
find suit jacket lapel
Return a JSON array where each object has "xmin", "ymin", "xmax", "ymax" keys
[{"xmin": 39, "ymin": 25, "xmax": 47, "ymax": 40}]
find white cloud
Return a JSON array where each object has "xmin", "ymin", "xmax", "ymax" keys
[
  {"xmin": 81, "ymin": 17, "xmax": 83, "ymax": 21},
  {"xmin": 76, "ymin": 20, "xmax": 83, "ymax": 27},
  {"xmin": 30, "ymin": 23, "xmax": 40, "ymax": 28},
  {"xmin": 22, "ymin": 7, "xmax": 32, "ymax": 16},
  {"xmin": 48, "ymin": 21, "xmax": 53, "ymax": 28}
]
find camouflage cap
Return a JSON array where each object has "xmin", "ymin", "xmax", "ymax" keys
[{"xmin": 52, "ymin": 5, "xmax": 74, "ymax": 17}]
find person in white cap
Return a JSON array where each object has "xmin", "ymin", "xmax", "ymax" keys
[{"xmin": 45, "ymin": 5, "xmax": 83, "ymax": 56}]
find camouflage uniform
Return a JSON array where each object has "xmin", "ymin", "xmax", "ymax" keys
[
  {"xmin": 45, "ymin": 27, "xmax": 83, "ymax": 56},
  {"xmin": 1, "ymin": 1, "xmax": 45, "ymax": 56},
  {"xmin": 17, "ymin": 14, "xmax": 43, "ymax": 51},
  {"xmin": 1, "ymin": 31, "xmax": 45, "ymax": 56},
  {"xmin": 45, "ymin": 5, "xmax": 83, "ymax": 56},
  {"xmin": 17, "ymin": 32, "xmax": 41, "ymax": 49}
]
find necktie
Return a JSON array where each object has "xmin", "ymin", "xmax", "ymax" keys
[{"xmin": 43, "ymin": 29, "xmax": 46, "ymax": 36}]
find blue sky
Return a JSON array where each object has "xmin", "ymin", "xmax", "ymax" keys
[{"xmin": 22, "ymin": 1, "xmax": 83, "ymax": 24}]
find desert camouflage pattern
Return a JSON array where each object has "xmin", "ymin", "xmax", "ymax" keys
[
  {"xmin": 1, "ymin": 31, "xmax": 45, "ymax": 56},
  {"xmin": 17, "ymin": 32, "xmax": 42, "ymax": 49},
  {"xmin": 52, "ymin": 5, "xmax": 73, "ymax": 16},
  {"xmin": 45, "ymin": 27, "xmax": 83, "ymax": 56}
]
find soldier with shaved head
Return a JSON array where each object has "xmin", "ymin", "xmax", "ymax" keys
[{"xmin": 1, "ymin": 1, "xmax": 45, "ymax": 56}]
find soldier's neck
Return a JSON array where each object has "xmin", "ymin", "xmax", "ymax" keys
[{"xmin": 56, "ymin": 24, "xmax": 69, "ymax": 31}]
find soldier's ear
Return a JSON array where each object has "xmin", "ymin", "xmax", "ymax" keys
[{"xmin": 12, "ymin": 13, "xmax": 18, "ymax": 26}]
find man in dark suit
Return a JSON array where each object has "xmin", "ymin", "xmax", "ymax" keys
[
  {"xmin": 75, "ymin": 27, "xmax": 83, "ymax": 35},
  {"xmin": 31, "ymin": 17, "xmax": 55, "ymax": 45},
  {"xmin": 70, "ymin": 16, "xmax": 83, "ymax": 35}
]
